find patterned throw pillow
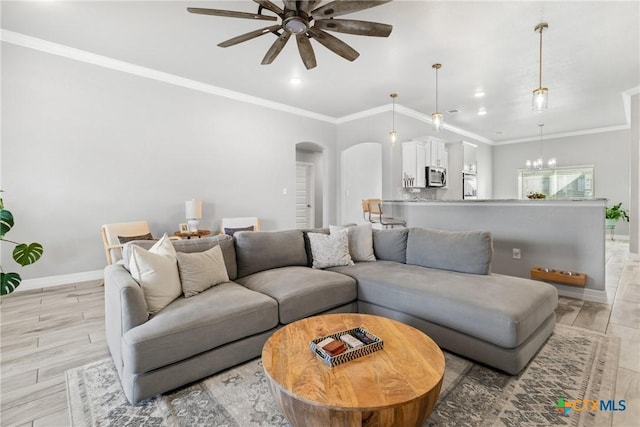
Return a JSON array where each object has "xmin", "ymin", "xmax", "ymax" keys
[
  {"xmin": 307, "ymin": 228, "xmax": 354, "ymax": 269},
  {"xmin": 117, "ymin": 233, "xmax": 153, "ymax": 244},
  {"xmin": 224, "ymin": 226, "xmax": 254, "ymax": 237}
]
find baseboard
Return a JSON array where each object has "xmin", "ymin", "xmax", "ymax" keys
[
  {"xmin": 554, "ymin": 285, "xmax": 609, "ymax": 304},
  {"xmin": 16, "ymin": 270, "xmax": 104, "ymax": 292}
]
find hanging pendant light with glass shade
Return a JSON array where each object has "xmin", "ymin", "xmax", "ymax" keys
[
  {"xmin": 431, "ymin": 63, "xmax": 443, "ymax": 131},
  {"xmin": 532, "ymin": 22, "xmax": 549, "ymax": 111},
  {"xmin": 526, "ymin": 124, "xmax": 556, "ymax": 169},
  {"xmin": 389, "ymin": 93, "xmax": 398, "ymax": 145}
]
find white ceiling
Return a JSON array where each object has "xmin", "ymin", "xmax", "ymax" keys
[{"xmin": 2, "ymin": 0, "xmax": 639, "ymax": 143}]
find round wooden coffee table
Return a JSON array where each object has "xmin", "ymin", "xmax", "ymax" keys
[{"xmin": 261, "ymin": 313, "xmax": 445, "ymax": 427}]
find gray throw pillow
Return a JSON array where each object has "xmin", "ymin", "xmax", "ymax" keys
[
  {"xmin": 224, "ymin": 226, "xmax": 254, "ymax": 236},
  {"xmin": 176, "ymin": 245, "xmax": 229, "ymax": 298},
  {"xmin": 329, "ymin": 224, "xmax": 376, "ymax": 262}
]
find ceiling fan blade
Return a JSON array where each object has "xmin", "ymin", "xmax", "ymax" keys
[
  {"xmin": 308, "ymin": 27, "xmax": 359, "ymax": 62},
  {"xmin": 299, "ymin": 1, "xmax": 322, "ymax": 13},
  {"xmin": 283, "ymin": 0, "xmax": 297, "ymax": 11},
  {"xmin": 314, "ymin": 19, "xmax": 392, "ymax": 37},
  {"xmin": 296, "ymin": 34, "xmax": 317, "ymax": 70},
  {"xmin": 310, "ymin": 0, "xmax": 391, "ymax": 19},
  {"xmin": 218, "ymin": 25, "xmax": 282, "ymax": 48},
  {"xmin": 262, "ymin": 32, "xmax": 291, "ymax": 64},
  {"xmin": 252, "ymin": 0, "xmax": 283, "ymax": 16},
  {"xmin": 187, "ymin": 7, "xmax": 277, "ymax": 21}
]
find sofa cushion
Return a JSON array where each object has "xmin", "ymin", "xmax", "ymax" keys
[
  {"xmin": 122, "ymin": 282, "xmax": 278, "ymax": 373},
  {"xmin": 235, "ymin": 230, "xmax": 308, "ymax": 278},
  {"xmin": 329, "ymin": 261, "xmax": 558, "ymax": 349},
  {"xmin": 235, "ymin": 266, "xmax": 357, "ymax": 324},
  {"xmin": 123, "ymin": 234, "xmax": 238, "ymax": 280},
  {"xmin": 330, "ymin": 223, "xmax": 376, "ymax": 262},
  {"xmin": 176, "ymin": 245, "xmax": 229, "ymax": 298},
  {"xmin": 308, "ymin": 228, "xmax": 354, "ymax": 269},
  {"xmin": 372, "ymin": 228, "xmax": 408, "ymax": 263},
  {"xmin": 406, "ymin": 227, "xmax": 493, "ymax": 275}
]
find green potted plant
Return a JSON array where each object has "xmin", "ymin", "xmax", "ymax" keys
[
  {"xmin": 605, "ymin": 202, "xmax": 630, "ymax": 240},
  {"xmin": 1, "ymin": 191, "xmax": 44, "ymax": 295}
]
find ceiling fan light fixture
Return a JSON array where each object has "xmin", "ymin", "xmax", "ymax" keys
[
  {"xmin": 283, "ymin": 16, "xmax": 308, "ymax": 34},
  {"xmin": 532, "ymin": 22, "xmax": 549, "ymax": 111},
  {"xmin": 431, "ymin": 63, "xmax": 443, "ymax": 131}
]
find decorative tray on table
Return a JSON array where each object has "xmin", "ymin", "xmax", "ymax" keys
[{"xmin": 309, "ymin": 327, "xmax": 383, "ymax": 367}]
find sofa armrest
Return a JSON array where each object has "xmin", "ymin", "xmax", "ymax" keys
[{"xmin": 104, "ymin": 264, "xmax": 148, "ymax": 371}]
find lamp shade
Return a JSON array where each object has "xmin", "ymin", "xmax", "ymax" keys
[{"xmin": 185, "ymin": 199, "xmax": 202, "ymax": 219}]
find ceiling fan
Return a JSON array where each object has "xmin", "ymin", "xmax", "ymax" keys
[{"xmin": 187, "ymin": 0, "xmax": 393, "ymax": 70}]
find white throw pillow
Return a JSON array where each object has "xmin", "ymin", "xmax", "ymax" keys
[
  {"xmin": 330, "ymin": 223, "xmax": 376, "ymax": 262},
  {"xmin": 308, "ymin": 228, "xmax": 354, "ymax": 269},
  {"xmin": 176, "ymin": 245, "xmax": 229, "ymax": 298},
  {"xmin": 129, "ymin": 234, "xmax": 181, "ymax": 316}
]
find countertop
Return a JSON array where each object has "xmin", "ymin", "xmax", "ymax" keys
[{"xmin": 383, "ymin": 198, "xmax": 607, "ymax": 206}]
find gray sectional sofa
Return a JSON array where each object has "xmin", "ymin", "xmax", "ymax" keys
[{"xmin": 104, "ymin": 226, "xmax": 558, "ymax": 404}]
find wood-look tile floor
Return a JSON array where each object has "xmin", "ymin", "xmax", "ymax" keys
[{"xmin": 1, "ymin": 240, "xmax": 638, "ymax": 426}]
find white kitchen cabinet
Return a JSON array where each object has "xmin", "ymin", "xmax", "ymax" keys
[
  {"xmin": 463, "ymin": 142, "xmax": 477, "ymax": 173},
  {"xmin": 427, "ymin": 138, "xmax": 448, "ymax": 169},
  {"xmin": 401, "ymin": 141, "xmax": 427, "ymax": 188}
]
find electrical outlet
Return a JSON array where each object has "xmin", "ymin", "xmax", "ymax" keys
[{"xmin": 512, "ymin": 248, "xmax": 521, "ymax": 260}]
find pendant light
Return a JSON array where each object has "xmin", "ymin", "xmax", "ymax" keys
[
  {"xmin": 432, "ymin": 63, "xmax": 443, "ymax": 131},
  {"xmin": 526, "ymin": 124, "xmax": 556, "ymax": 169},
  {"xmin": 532, "ymin": 22, "xmax": 549, "ymax": 111},
  {"xmin": 389, "ymin": 93, "xmax": 398, "ymax": 145}
]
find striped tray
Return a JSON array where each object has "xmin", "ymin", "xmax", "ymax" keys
[{"xmin": 310, "ymin": 327, "xmax": 384, "ymax": 367}]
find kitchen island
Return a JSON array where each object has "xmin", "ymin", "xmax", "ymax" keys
[{"xmin": 383, "ymin": 199, "xmax": 607, "ymax": 301}]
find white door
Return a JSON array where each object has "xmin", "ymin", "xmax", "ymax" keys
[{"xmin": 296, "ymin": 162, "xmax": 315, "ymax": 229}]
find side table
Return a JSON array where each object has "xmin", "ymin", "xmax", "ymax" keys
[{"xmin": 173, "ymin": 230, "xmax": 211, "ymax": 239}]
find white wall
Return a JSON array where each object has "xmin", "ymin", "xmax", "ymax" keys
[
  {"xmin": 1, "ymin": 44, "xmax": 337, "ymax": 279},
  {"xmin": 492, "ymin": 129, "xmax": 631, "ymax": 235},
  {"xmin": 630, "ymin": 94, "xmax": 639, "ymax": 253}
]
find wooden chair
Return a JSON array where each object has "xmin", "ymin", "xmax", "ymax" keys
[
  {"xmin": 362, "ymin": 199, "xmax": 380, "ymax": 224},
  {"xmin": 366, "ymin": 199, "xmax": 407, "ymax": 229},
  {"xmin": 101, "ymin": 221, "xmax": 152, "ymax": 265},
  {"xmin": 220, "ymin": 217, "xmax": 260, "ymax": 236},
  {"xmin": 101, "ymin": 221, "xmax": 181, "ymax": 265}
]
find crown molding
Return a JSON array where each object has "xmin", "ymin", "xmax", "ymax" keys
[
  {"xmin": 493, "ymin": 124, "xmax": 630, "ymax": 145},
  {"xmin": 1, "ymin": 29, "xmax": 337, "ymax": 124}
]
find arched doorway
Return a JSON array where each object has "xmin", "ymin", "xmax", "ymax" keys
[{"xmin": 340, "ymin": 142, "xmax": 382, "ymax": 225}]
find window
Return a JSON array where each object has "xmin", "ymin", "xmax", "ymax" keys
[{"xmin": 518, "ymin": 166, "xmax": 594, "ymax": 199}]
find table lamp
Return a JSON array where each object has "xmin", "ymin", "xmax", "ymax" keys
[{"xmin": 185, "ymin": 199, "xmax": 202, "ymax": 232}]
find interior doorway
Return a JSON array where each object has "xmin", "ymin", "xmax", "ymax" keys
[
  {"xmin": 295, "ymin": 142, "xmax": 325, "ymax": 228},
  {"xmin": 341, "ymin": 142, "xmax": 382, "ymax": 225}
]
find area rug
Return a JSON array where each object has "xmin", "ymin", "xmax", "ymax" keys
[{"xmin": 66, "ymin": 324, "xmax": 620, "ymax": 427}]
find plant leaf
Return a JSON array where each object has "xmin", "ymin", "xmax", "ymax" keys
[
  {"xmin": 0, "ymin": 209, "xmax": 14, "ymax": 238},
  {"xmin": 13, "ymin": 243, "xmax": 44, "ymax": 266},
  {"xmin": 1, "ymin": 272, "xmax": 21, "ymax": 295}
]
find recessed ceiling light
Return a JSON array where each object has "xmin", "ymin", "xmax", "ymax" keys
[
  {"xmin": 474, "ymin": 91, "xmax": 485, "ymax": 98},
  {"xmin": 478, "ymin": 108, "xmax": 487, "ymax": 116},
  {"xmin": 290, "ymin": 77, "xmax": 301, "ymax": 85}
]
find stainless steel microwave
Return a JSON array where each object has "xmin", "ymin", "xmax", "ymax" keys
[{"xmin": 426, "ymin": 167, "xmax": 447, "ymax": 187}]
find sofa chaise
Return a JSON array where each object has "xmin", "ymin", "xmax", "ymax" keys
[{"xmin": 104, "ymin": 226, "xmax": 557, "ymax": 404}]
